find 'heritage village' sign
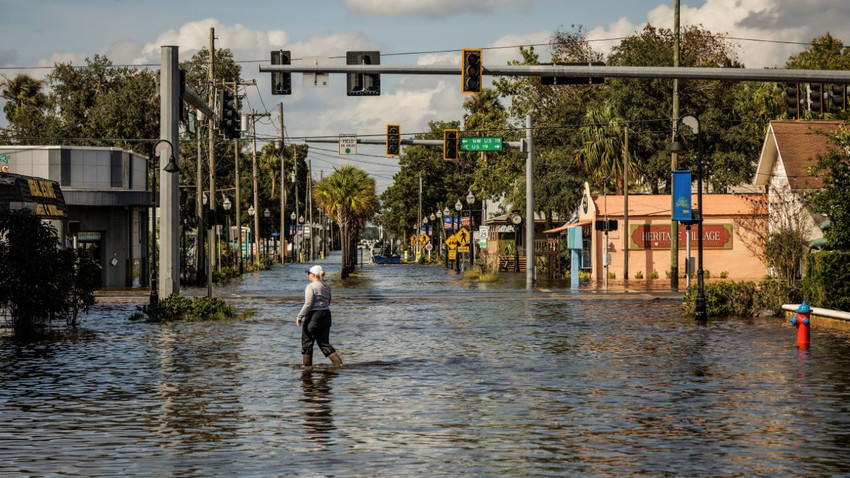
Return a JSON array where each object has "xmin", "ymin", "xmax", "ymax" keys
[{"xmin": 629, "ymin": 224, "xmax": 733, "ymax": 250}]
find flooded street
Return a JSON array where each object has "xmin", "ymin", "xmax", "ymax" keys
[{"xmin": 3, "ymin": 253, "xmax": 850, "ymax": 476}]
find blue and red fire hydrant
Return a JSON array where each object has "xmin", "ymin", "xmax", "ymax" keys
[{"xmin": 790, "ymin": 301, "xmax": 812, "ymax": 349}]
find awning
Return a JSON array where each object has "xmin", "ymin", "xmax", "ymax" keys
[{"xmin": 543, "ymin": 219, "xmax": 591, "ymax": 235}]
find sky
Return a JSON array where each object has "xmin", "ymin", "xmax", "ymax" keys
[{"xmin": 1, "ymin": 0, "xmax": 849, "ymax": 193}]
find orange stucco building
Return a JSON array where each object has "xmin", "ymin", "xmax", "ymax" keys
[{"xmin": 562, "ymin": 182, "xmax": 767, "ymax": 282}]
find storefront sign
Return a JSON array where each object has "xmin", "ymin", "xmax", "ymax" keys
[{"xmin": 629, "ymin": 223, "xmax": 733, "ymax": 250}]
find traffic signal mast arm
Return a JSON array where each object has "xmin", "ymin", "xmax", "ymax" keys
[
  {"xmin": 302, "ymin": 136, "xmax": 528, "ymax": 151},
  {"xmin": 260, "ymin": 63, "xmax": 850, "ymax": 83}
]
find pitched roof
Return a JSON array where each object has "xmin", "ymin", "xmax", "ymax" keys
[{"xmin": 754, "ymin": 120, "xmax": 843, "ymax": 190}]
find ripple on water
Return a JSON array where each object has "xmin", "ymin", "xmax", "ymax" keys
[{"xmin": 2, "ymin": 258, "xmax": 850, "ymax": 476}]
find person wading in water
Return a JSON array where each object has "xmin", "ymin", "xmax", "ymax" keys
[{"xmin": 296, "ymin": 265, "xmax": 343, "ymax": 367}]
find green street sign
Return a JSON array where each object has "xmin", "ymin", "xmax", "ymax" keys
[{"xmin": 460, "ymin": 137, "xmax": 503, "ymax": 152}]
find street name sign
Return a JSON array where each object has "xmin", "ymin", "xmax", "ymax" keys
[
  {"xmin": 460, "ymin": 137, "xmax": 503, "ymax": 152},
  {"xmin": 339, "ymin": 134, "xmax": 357, "ymax": 154}
]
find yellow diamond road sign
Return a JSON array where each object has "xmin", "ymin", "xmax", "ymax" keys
[
  {"xmin": 419, "ymin": 233, "xmax": 430, "ymax": 244},
  {"xmin": 457, "ymin": 227, "xmax": 470, "ymax": 245},
  {"xmin": 445, "ymin": 234, "xmax": 459, "ymax": 250}
]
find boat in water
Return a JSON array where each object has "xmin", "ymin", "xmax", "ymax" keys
[{"xmin": 372, "ymin": 254, "xmax": 401, "ymax": 264}]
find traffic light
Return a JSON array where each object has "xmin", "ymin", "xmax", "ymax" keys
[
  {"xmin": 832, "ymin": 83, "xmax": 848, "ymax": 111},
  {"xmin": 443, "ymin": 129, "xmax": 458, "ymax": 161},
  {"xmin": 461, "ymin": 49, "xmax": 482, "ymax": 94},
  {"xmin": 808, "ymin": 83, "xmax": 824, "ymax": 117},
  {"xmin": 347, "ymin": 51, "xmax": 381, "ymax": 96},
  {"xmin": 270, "ymin": 50, "xmax": 291, "ymax": 95},
  {"xmin": 786, "ymin": 83, "xmax": 800, "ymax": 119},
  {"xmin": 219, "ymin": 89, "xmax": 240, "ymax": 139},
  {"xmin": 386, "ymin": 124, "xmax": 400, "ymax": 156}
]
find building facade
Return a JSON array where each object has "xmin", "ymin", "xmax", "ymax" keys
[{"xmin": 0, "ymin": 146, "xmax": 151, "ymax": 289}]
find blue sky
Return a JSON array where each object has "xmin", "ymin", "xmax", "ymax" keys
[{"xmin": 1, "ymin": 0, "xmax": 848, "ymax": 192}]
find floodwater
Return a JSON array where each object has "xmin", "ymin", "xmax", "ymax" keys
[{"xmin": 2, "ymin": 252, "xmax": 850, "ymax": 477}]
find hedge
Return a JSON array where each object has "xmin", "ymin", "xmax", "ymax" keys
[{"xmin": 803, "ymin": 250, "xmax": 850, "ymax": 312}]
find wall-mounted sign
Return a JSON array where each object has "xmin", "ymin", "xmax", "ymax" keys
[{"xmin": 629, "ymin": 224, "xmax": 733, "ymax": 250}]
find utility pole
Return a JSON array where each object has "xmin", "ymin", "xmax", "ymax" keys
[
  {"xmin": 206, "ymin": 27, "xmax": 216, "ymax": 298},
  {"xmin": 623, "ymin": 126, "xmax": 630, "ymax": 282},
  {"xmin": 418, "ymin": 173, "xmax": 422, "ymax": 260},
  {"xmin": 234, "ymin": 83, "xmax": 242, "ymax": 273},
  {"xmin": 294, "ymin": 148, "xmax": 299, "ymax": 263},
  {"xmin": 248, "ymin": 109, "xmax": 270, "ymax": 268},
  {"xmin": 279, "ymin": 102, "xmax": 286, "ymax": 264},
  {"xmin": 670, "ymin": 0, "xmax": 681, "ymax": 291},
  {"xmin": 308, "ymin": 160, "xmax": 314, "ymax": 260},
  {"xmin": 196, "ymin": 109, "xmax": 204, "ymax": 280},
  {"xmin": 525, "ymin": 114, "xmax": 535, "ymax": 288}
]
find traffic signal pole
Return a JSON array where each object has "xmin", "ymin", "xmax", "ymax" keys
[{"xmin": 260, "ymin": 63, "xmax": 850, "ymax": 84}]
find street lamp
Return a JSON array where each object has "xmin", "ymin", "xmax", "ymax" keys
[
  {"xmin": 299, "ymin": 215, "xmax": 305, "ymax": 263},
  {"xmin": 466, "ymin": 191, "xmax": 476, "ymax": 267},
  {"xmin": 248, "ymin": 205, "xmax": 255, "ymax": 266},
  {"xmin": 264, "ymin": 208, "xmax": 271, "ymax": 259},
  {"xmin": 454, "ymin": 199, "xmax": 463, "ymax": 272},
  {"xmin": 442, "ymin": 206, "xmax": 451, "ymax": 268},
  {"xmin": 223, "ymin": 196, "xmax": 232, "ymax": 267},
  {"xmin": 668, "ymin": 114, "xmax": 706, "ymax": 323},
  {"xmin": 147, "ymin": 139, "xmax": 180, "ymax": 306},
  {"xmin": 290, "ymin": 211, "xmax": 297, "ymax": 263}
]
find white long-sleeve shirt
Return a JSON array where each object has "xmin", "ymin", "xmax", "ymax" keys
[{"xmin": 297, "ymin": 280, "xmax": 331, "ymax": 320}]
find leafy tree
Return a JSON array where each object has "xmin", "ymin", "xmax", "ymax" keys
[
  {"xmin": 314, "ymin": 166, "xmax": 380, "ymax": 278},
  {"xmin": 379, "ymin": 120, "xmax": 477, "ymax": 241},
  {"xmin": 0, "ymin": 210, "xmax": 98, "ymax": 337},
  {"xmin": 808, "ymin": 126, "xmax": 850, "ymax": 250},
  {"xmin": 784, "ymin": 32, "xmax": 850, "ymax": 121}
]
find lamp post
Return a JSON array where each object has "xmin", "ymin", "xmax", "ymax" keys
[
  {"xmin": 430, "ymin": 212, "xmax": 437, "ymax": 260},
  {"xmin": 454, "ymin": 199, "xmax": 463, "ymax": 272},
  {"xmin": 147, "ymin": 139, "xmax": 180, "ymax": 306},
  {"xmin": 439, "ymin": 207, "xmax": 448, "ymax": 268},
  {"xmin": 223, "ymin": 197, "xmax": 232, "ymax": 267},
  {"xmin": 466, "ymin": 191, "xmax": 475, "ymax": 267},
  {"xmin": 299, "ymin": 215, "xmax": 305, "ymax": 263},
  {"xmin": 290, "ymin": 211, "xmax": 297, "ymax": 263},
  {"xmin": 442, "ymin": 206, "xmax": 455, "ymax": 269},
  {"xmin": 668, "ymin": 114, "xmax": 706, "ymax": 323},
  {"xmin": 263, "ymin": 208, "xmax": 271, "ymax": 260},
  {"xmin": 248, "ymin": 205, "xmax": 255, "ymax": 267}
]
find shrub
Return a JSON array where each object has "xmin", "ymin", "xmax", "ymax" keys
[
  {"xmin": 132, "ymin": 294, "xmax": 246, "ymax": 322},
  {"xmin": 683, "ymin": 281, "xmax": 758, "ymax": 317},
  {"xmin": 756, "ymin": 276, "xmax": 803, "ymax": 316},
  {"xmin": 462, "ymin": 265, "xmax": 502, "ymax": 283},
  {"xmin": 212, "ymin": 266, "xmax": 240, "ymax": 283},
  {"xmin": 0, "ymin": 210, "xmax": 99, "ymax": 336},
  {"xmin": 635, "ymin": 271, "xmax": 644, "ymax": 279},
  {"xmin": 720, "ymin": 271, "xmax": 729, "ymax": 279},
  {"xmin": 607, "ymin": 271, "xmax": 616, "ymax": 280},
  {"xmin": 649, "ymin": 270, "xmax": 659, "ymax": 279},
  {"xmin": 802, "ymin": 251, "xmax": 850, "ymax": 312}
]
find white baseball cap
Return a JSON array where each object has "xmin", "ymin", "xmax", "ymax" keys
[{"xmin": 307, "ymin": 265, "xmax": 323, "ymax": 275}]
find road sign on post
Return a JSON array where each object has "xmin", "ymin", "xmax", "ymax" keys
[
  {"xmin": 339, "ymin": 134, "xmax": 357, "ymax": 154},
  {"xmin": 460, "ymin": 137, "xmax": 503, "ymax": 152}
]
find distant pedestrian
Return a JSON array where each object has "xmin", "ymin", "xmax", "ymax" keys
[{"xmin": 296, "ymin": 265, "xmax": 343, "ymax": 367}]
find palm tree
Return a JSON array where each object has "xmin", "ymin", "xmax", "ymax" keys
[
  {"xmin": 1, "ymin": 74, "xmax": 47, "ymax": 124},
  {"xmin": 574, "ymin": 103, "xmax": 629, "ymax": 193},
  {"xmin": 314, "ymin": 166, "xmax": 380, "ymax": 278}
]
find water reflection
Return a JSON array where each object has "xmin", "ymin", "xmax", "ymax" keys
[{"xmin": 299, "ymin": 367, "xmax": 338, "ymax": 450}]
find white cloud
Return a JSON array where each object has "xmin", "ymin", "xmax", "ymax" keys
[
  {"xmin": 343, "ymin": 0, "xmax": 545, "ymax": 17},
  {"xmin": 587, "ymin": 0, "xmax": 836, "ymax": 68}
]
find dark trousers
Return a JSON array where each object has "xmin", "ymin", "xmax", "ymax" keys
[{"xmin": 301, "ymin": 309, "xmax": 335, "ymax": 357}]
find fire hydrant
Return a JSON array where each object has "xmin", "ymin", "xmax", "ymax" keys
[{"xmin": 789, "ymin": 301, "xmax": 812, "ymax": 349}]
